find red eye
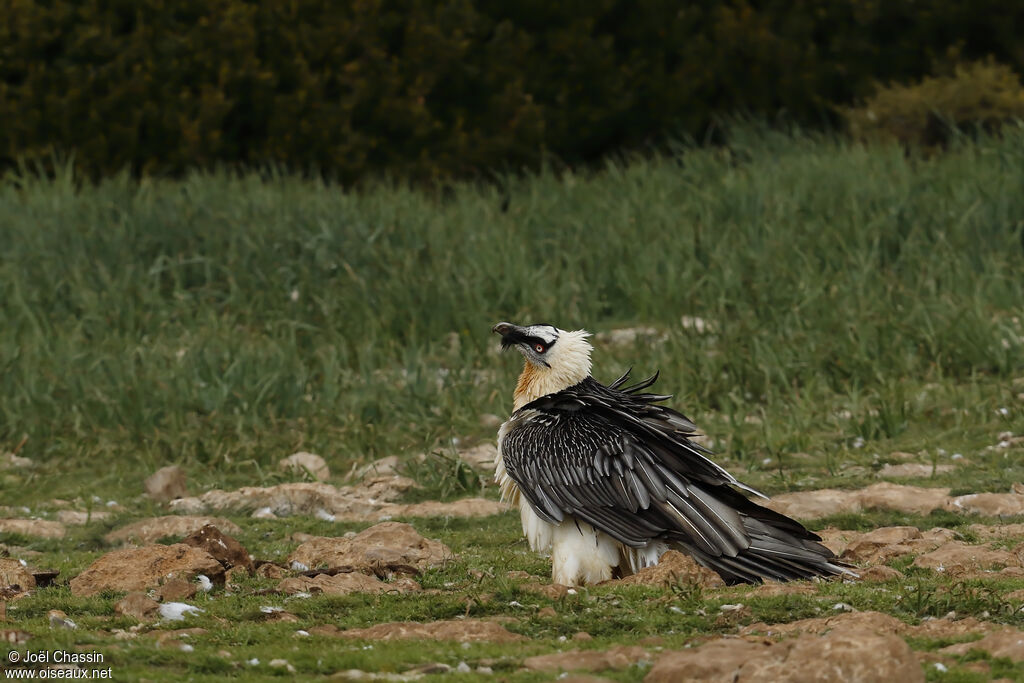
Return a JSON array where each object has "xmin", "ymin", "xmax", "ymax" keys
[{"xmin": 534, "ymin": 343, "xmax": 545, "ymax": 353}]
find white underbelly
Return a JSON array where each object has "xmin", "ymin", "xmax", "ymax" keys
[{"xmin": 496, "ymin": 432, "xmax": 663, "ymax": 585}]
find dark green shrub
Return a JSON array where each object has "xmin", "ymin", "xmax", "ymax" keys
[{"xmin": 2, "ymin": 1, "xmax": 1024, "ymax": 182}]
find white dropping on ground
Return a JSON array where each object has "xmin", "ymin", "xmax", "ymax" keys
[
  {"xmin": 196, "ymin": 575, "xmax": 213, "ymax": 592},
  {"xmin": 260, "ymin": 606, "xmax": 283, "ymax": 614},
  {"xmin": 315, "ymin": 508, "xmax": 336, "ymax": 522},
  {"xmin": 247, "ymin": 658, "xmax": 260, "ymax": 666},
  {"xmin": 159, "ymin": 602, "xmax": 205, "ymax": 621},
  {"xmin": 180, "ymin": 644, "xmax": 194, "ymax": 653},
  {"xmin": 290, "ymin": 561, "xmax": 309, "ymax": 572}
]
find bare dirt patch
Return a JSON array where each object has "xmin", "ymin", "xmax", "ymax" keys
[
  {"xmin": 766, "ymin": 483, "xmax": 1024, "ymax": 520},
  {"xmin": 940, "ymin": 628, "xmax": 1024, "ymax": 661},
  {"xmin": 333, "ymin": 619, "xmax": 525, "ymax": 643},
  {"xmin": 912, "ymin": 541, "xmax": 1021, "ymax": 572},
  {"xmin": 162, "ymin": 478, "xmax": 491, "ymax": 522},
  {"xmin": 0, "ymin": 519, "xmax": 66, "ymax": 539},
  {"xmin": 288, "ymin": 522, "xmax": 452, "ymax": 573},
  {"xmin": 105, "ymin": 516, "xmax": 242, "ymax": 545},
  {"xmin": 69, "ymin": 544, "xmax": 224, "ymax": 597},
  {"xmin": 278, "ymin": 452, "xmax": 330, "ymax": 480},
  {"xmin": 523, "ymin": 646, "xmax": 648, "ymax": 673},
  {"xmin": 646, "ymin": 625, "xmax": 923, "ymax": 683},
  {"xmin": 604, "ymin": 550, "xmax": 724, "ymax": 589},
  {"xmin": 278, "ymin": 573, "xmax": 420, "ymax": 596}
]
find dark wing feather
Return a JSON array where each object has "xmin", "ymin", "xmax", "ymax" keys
[{"xmin": 501, "ymin": 373, "xmax": 849, "ymax": 583}]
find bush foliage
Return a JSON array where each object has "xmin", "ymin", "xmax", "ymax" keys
[
  {"xmin": 845, "ymin": 60, "xmax": 1024, "ymax": 149},
  {"xmin": 2, "ymin": 0, "xmax": 1024, "ymax": 181}
]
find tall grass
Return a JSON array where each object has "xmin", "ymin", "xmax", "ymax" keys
[{"xmin": 1, "ymin": 129, "xmax": 1022, "ymax": 494}]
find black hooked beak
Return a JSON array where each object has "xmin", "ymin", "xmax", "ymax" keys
[{"xmin": 492, "ymin": 321, "xmax": 527, "ymax": 350}]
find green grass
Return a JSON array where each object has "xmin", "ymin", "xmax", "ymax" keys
[{"xmin": 1, "ymin": 128, "xmax": 1023, "ymax": 680}]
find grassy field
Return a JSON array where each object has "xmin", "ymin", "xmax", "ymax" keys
[{"xmin": 1, "ymin": 128, "xmax": 1023, "ymax": 680}]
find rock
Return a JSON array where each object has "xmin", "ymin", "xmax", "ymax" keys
[
  {"xmin": 0, "ymin": 519, "xmax": 66, "ymax": 539},
  {"xmin": 374, "ymin": 498, "xmax": 508, "ymax": 520},
  {"xmin": 145, "ymin": 465, "xmax": 188, "ymax": 502},
  {"xmin": 605, "ymin": 550, "xmax": 724, "ymax": 588},
  {"xmin": 0, "ymin": 558, "xmax": 36, "ymax": 594},
  {"xmin": 288, "ymin": 522, "xmax": 452, "ymax": 572},
  {"xmin": 878, "ymin": 463, "xmax": 953, "ymax": 478},
  {"xmin": 269, "ymin": 659, "xmax": 296, "ymax": 673},
  {"xmin": 946, "ymin": 492, "xmax": 1024, "ymax": 516},
  {"xmin": 765, "ymin": 483, "xmax": 951, "ymax": 519},
  {"xmin": 913, "ymin": 617, "xmax": 989, "ymax": 638},
  {"xmin": 841, "ymin": 526, "xmax": 936, "ymax": 565},
  {"xmin": 764, "ymin": 489, "xmax": 861, "ymax": 519},
  {"xmin": 744, "ymin": 631, "xmax": 922, "ymax": 682},
  {"xmin": 114, "ymin": 592, "xmax": 160, "ymax": 620},
  {"xmin": 815, "ymin": 528, "xmax": 864, "ymax": 556},
  {"xmin": 524, "ymin": 583, "xmax": 571, "ymax": 600},
  {"xmin": 279, "ymin": 452, "xmax": 330, "ymax": 481},
  {"xmin": 648, "ymin": 626, "xmax": 923, "ymax": 682},
  {"xmin": 595, "ymin": 326, "xmax": 668, "ymax": 347},
  {"xmin": 70, "ymin": 544, "xmax": 224, "ymax": 597},
  {"xmin": 524, "ymin": 646, "xmax": 648, "ymax": 672},
  {"xmin": 967, "ymin": 523, "xmax": 1024, "ymax": 539},
  {"xmin": 646, "ymin": 639, "xmax": 773, "ymax": 682},
  {"xmin": 912, "ymin": 542, "xmax": 1020, "ymax": 572},
  {"xmin": 1, "ymin": 629, "xmax": 30, "ymax": 645},
  {"xmin": 181, "ymin": 524, "xmax": 253, "ymax": 573},
  {"xmin": 741, "ymin": 610, "xmax": 908, "ymax": 638},
  {"xmin": 156, "ymin": 578, "xmax": 197, "ymax": 602},
  {"xmin": 741, "ymin": 610, "xmax": 989, "ymax": 642},
  {"xmin": 940, "ymin": 629, "xmax": 1024, "ymax": 661},
  {"xmin": 105, "ymin": 516, "xmax": 242, "ymax": 545},
  {"xmin": 350, "ymin": 456, "xmax": 405, "ymax": 480},
  {"xmin": 680, "ymin": 316, "xmax": 715, "ymax": 334},
  {"xmin": 168, "ymin": 479, "xmax": 417, "ymax": 519},
  {"xmin": 47, "ymin": 610, "xmax": 76, "ymax": 630},
  {"xmin": 456, "ymin": 444, "xmax": 498, "ymax": 471},
  {"xmin": 842, "ymin": 527, "xmax": 922, "ymax": 560},
  {"xmin": 857, "ymin": 482, "xmax": 951, "ymax": 514},
  {"xmin": 478, "ymin": 414, "xmax": 503, "ymax": 430},
  {"xmin": 888, "ymin": 451, "xmax": 918, "ymax": 461},
  {"xmin": 335, "ymin": 619, "xmax": 525, "ymax": 642},
  {"xmin": 572, "ymin": 632, "xmax": 593, "ymax": 641},
  {"xmin": 255, "ymin": 563, "xmax": 287, "ymax": 579},
  {"xmin": 277, "ymin": 573, "xmax": 420, "ymax": 596},
  {"xmin": 1, "ymin": 452, "xmax": 32, "ymax": 469},
  {"xmin": 537, "ymin": 606, "xmax": 557, "ymax": 617},
  {"xmin": 56, "ymin": 510, "xmax": 111, "ymax": 525},
  {"xmin": 145, "ymin": 627, "xmax": 207, "ymax": 645},
  {"xmin": 856, "ymin": 566, "xmax": 904, "ymax": 581}
]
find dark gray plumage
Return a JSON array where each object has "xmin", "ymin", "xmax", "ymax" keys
[{"xmin": 500, "ymin": 369, "xmax": 851, "ymax": 584}]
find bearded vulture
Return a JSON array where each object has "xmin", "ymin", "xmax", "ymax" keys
[{"xmin": 492, "ymin": 321, "xmax": 851, "ymax": 586}]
